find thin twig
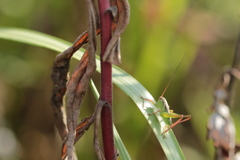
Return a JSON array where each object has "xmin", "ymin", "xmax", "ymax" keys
[
  {"xmin": 207, "ymin": 70, "xmax": 236, "ymax": 159},
  {"xmin": 226, "ymin": 27, "xmax": 240, "ymax": 107}
]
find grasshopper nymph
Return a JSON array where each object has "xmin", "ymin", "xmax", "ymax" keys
[
  {"xmin": 141, "ymin": 54, "xmax": 191, "ymax": 136},
  {"xmin": 142, "ymin": 96, "xmax": 191, "ymax": 136}
]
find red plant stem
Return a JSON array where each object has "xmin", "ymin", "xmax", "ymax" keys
[{"xmin": 97, "ymin": 0, "xmax": 115, "ymax": 159}]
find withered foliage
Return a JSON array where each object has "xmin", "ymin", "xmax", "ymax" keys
[
  {"xmin": 61, "ymin": 114, "xmax": 95, "ymax": 160},
  {"xmin": 50, "ymin": 0, "xmax": 129, "ymax": 159},
  {"xmin": 103, "ymin": 0, "xmax": 130, "ymax": 65}
]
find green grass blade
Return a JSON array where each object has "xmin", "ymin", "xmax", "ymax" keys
[
  {"xmin": 113, "ymin": 125, "xmax": 132, "ymax": 160},
  {"xmin": 110, "ymin": 66, "xmax": 185, "ymax": 160},
  {"xmin": 0, "ymin": 27, "xmax": 76, "ymax": 52},
  {"xmin": 0, "ymin": 27, "xmax": 186, "ymax": 160}
]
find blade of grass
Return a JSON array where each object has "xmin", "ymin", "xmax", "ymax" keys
[{"xmin": 0, "ymin": 27, "xmax": 186, "ymax": 160}]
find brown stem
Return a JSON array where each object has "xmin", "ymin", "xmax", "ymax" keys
[
  {"xmin": 97, "ymin": 0, "xmax": 115, "ymax": 159},
  {"xmin": 226, "ymin": 28, "xmax": 240, "ymax": 107}
]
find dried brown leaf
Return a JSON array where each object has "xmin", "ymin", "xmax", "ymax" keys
[
  {"xmin": 51, "ymin": 27, "xmax": 100, "ymax": 141},
  {"xmin": 94, "ymin": 100, "xmax": 108, "ymax": 160},
  {"xmin": 61, "ymin": 114, "xmax": 95, "ymax": 160},
  {"xmin": 65, "ymin": 0, "xmax": 98, "ymax": 159},
  {"xmin": 102, "ymin": 0, "xmax": 130, "ymax": 65}
]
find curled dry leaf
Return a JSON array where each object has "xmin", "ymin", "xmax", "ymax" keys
[
  {"xmin": 93, "ymin": 100, "xmax": 118, "ymax": 160},
  {"xmin": 94, "ymin": 101, "xmax": 107, "ymax": 160},
  {"xmin": 61, "ymin": 114, "xmax": 95, "ymax": 160},
  {"xmin": 65, "ymin": 0, "xmax": 98, "ymax": 159},
  {"xmin": 51, "ymin": 0, "xmax": 99, "ymax": 159},
  {"xmin": 51, "ymin": 28, "xmax": 100, "ymax": 141},
  {"xmin": 102, "ymin": 0, "xmax": 130, "ymax": 65}
]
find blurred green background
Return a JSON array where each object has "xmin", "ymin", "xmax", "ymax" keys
[{"xmin": 1, "ymin": 0, "xmax": 240, "ymax": 159}]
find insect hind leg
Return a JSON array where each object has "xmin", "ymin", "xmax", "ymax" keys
[{"xmin": 162, "ymin": 115, "xmax": 191, "ymax": 135}]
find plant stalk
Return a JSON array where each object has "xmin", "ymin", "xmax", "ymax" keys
[{"xmin": 97, "ymin": 0, "xmax": 115, "ymax": 159}]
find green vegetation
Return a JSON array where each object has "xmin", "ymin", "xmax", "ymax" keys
[{"xmin": 0, "ymin": 0, "xmax": 240, "ymax": 159}]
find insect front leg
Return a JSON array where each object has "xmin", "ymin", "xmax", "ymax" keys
[
  {"xmin": 140, "ymin": 96, "xmax": 156, "ymax": 104},
  {"xmin": 140, "ymin": 96, "xmax": 160, "ymax": 115}
]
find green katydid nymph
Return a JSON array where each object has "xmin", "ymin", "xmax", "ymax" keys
[
  {"xmin": 141, "ymin": 54, "xmax": 191, "ymax": 136},
  {"xmin": 142, "ymin": 96, "xmax": 191, "ymax": 136}
]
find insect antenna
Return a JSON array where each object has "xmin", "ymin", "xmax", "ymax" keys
[{"xmin": 161, "ymin": 53, "xmax": 186, "ymax": 97}]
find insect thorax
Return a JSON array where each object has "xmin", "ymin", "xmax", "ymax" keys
[{"xmin": 158, "ymin": 96, "xmax": 170, "ymax": 113}]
